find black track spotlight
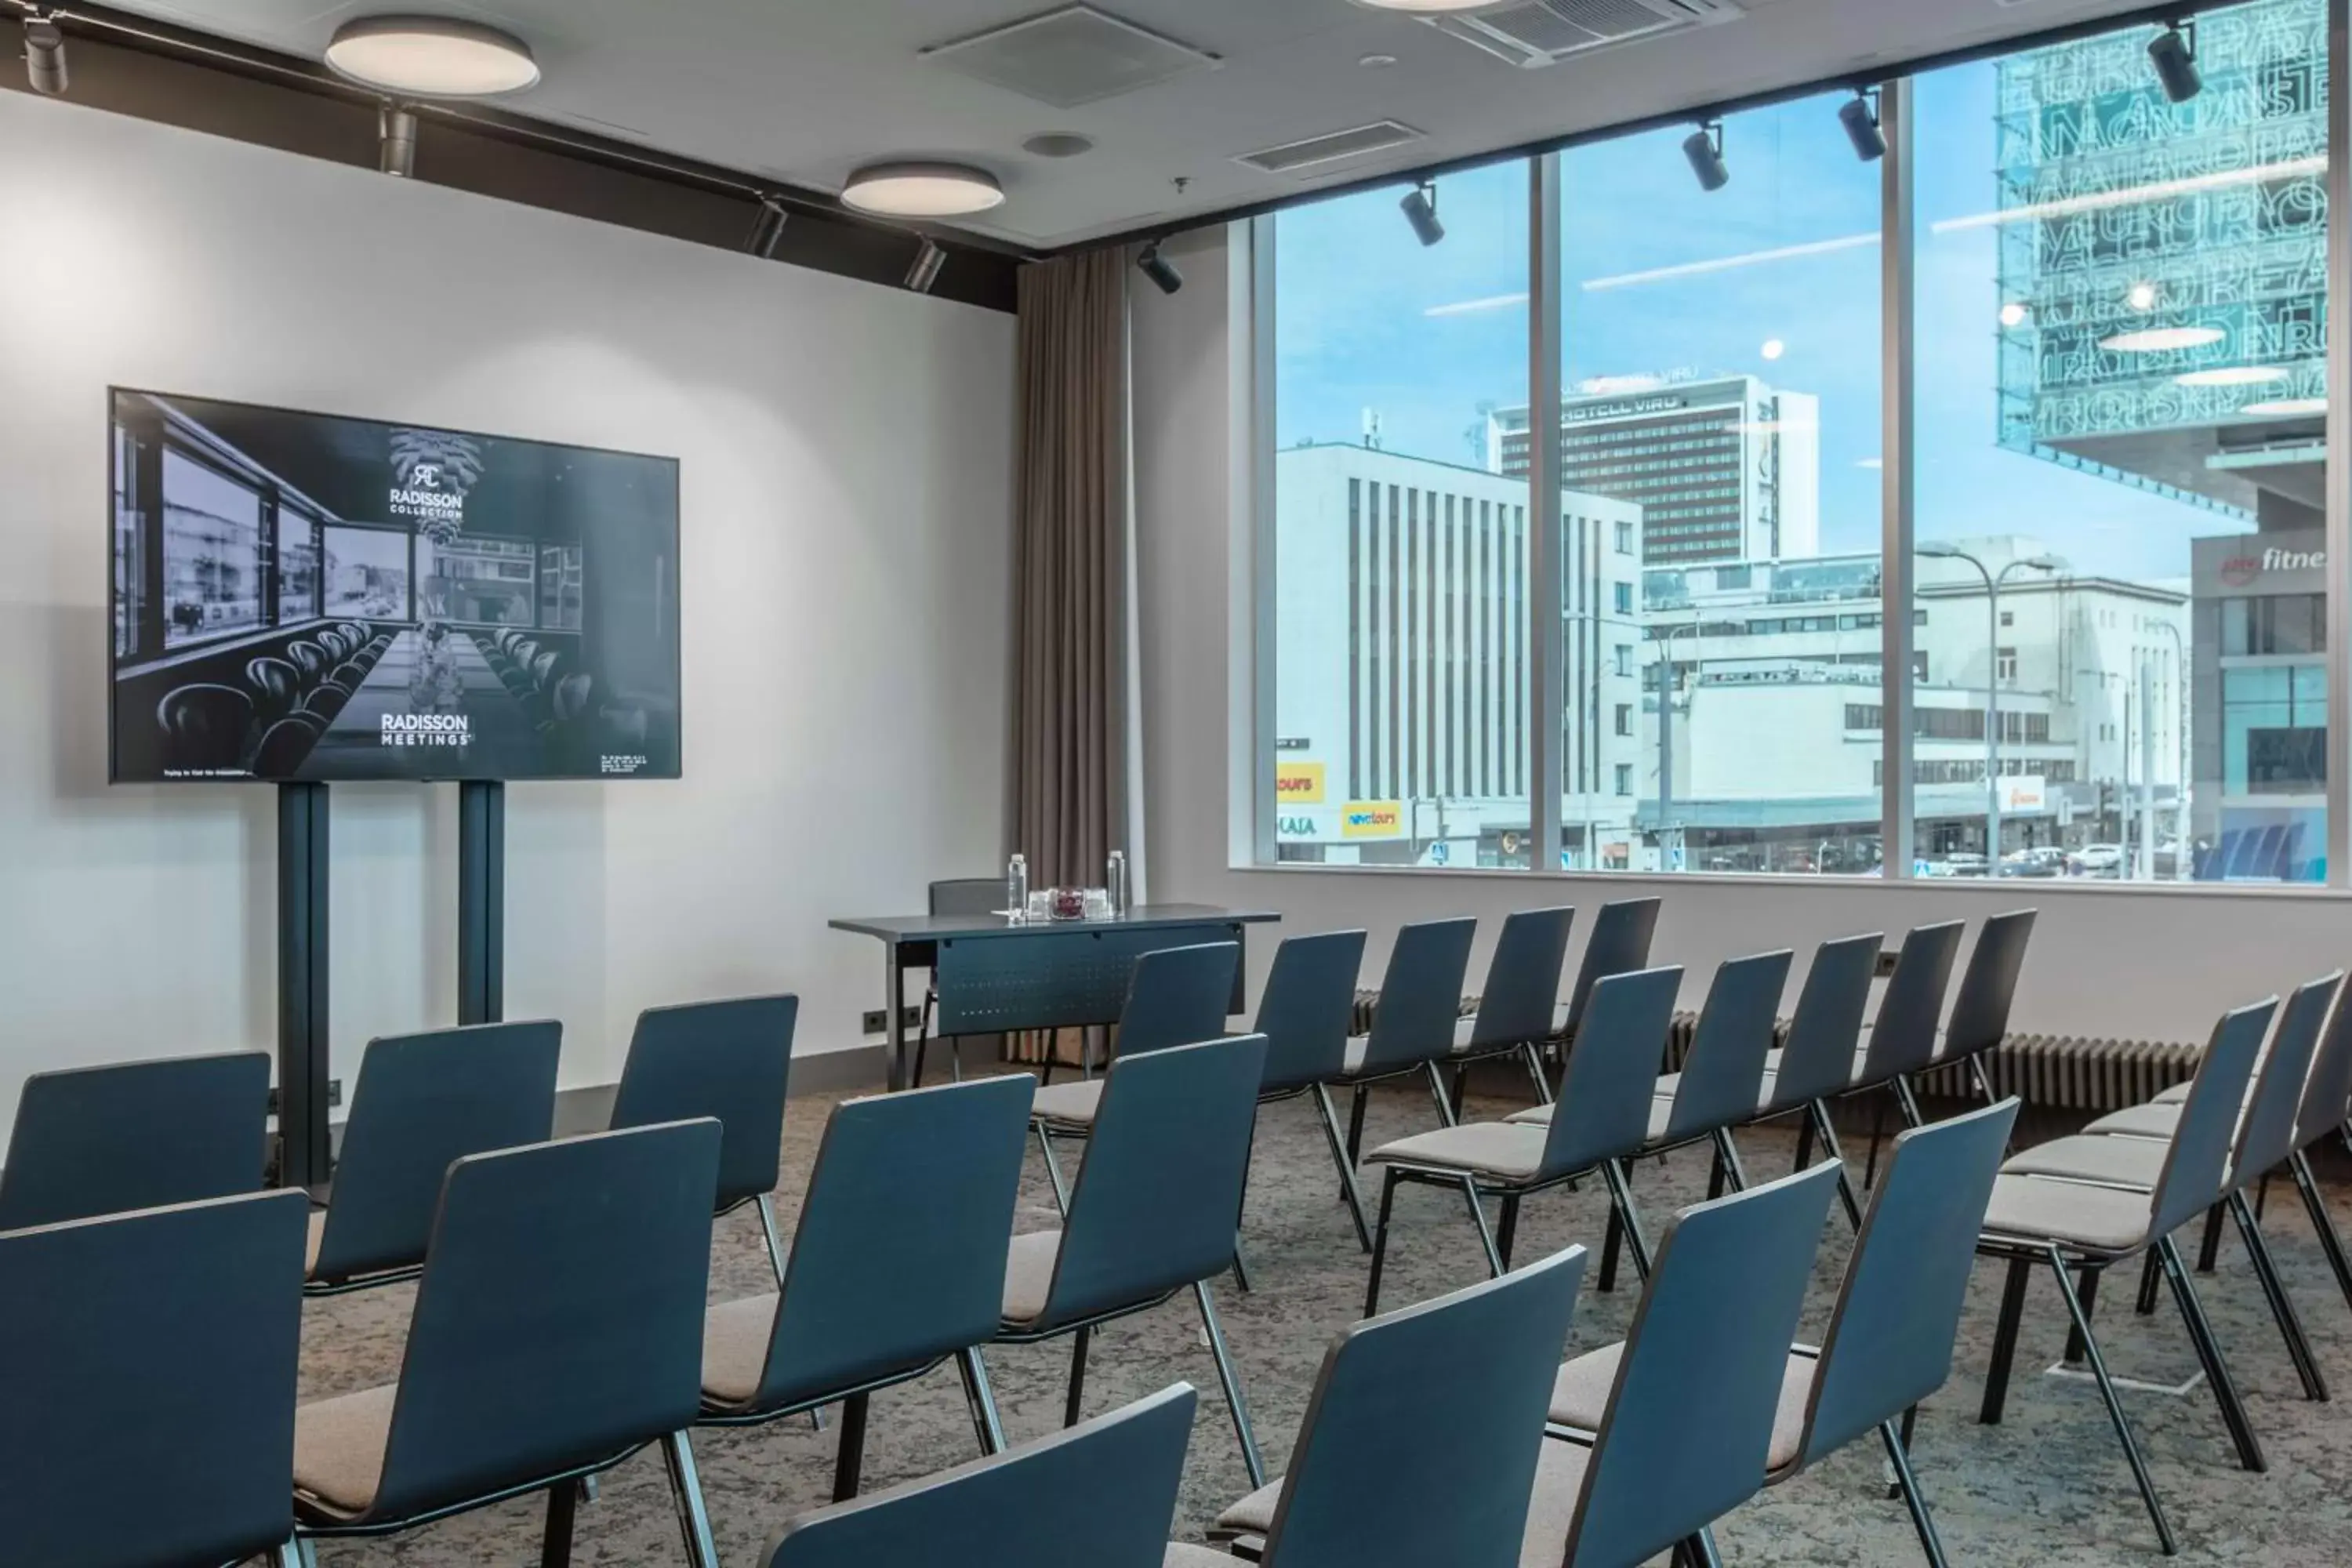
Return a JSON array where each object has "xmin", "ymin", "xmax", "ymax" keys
[
  {"xmin": 378, "ymin": 104, "xmax": 417, "ymax": 177},
  {"xmin": 2149, "ymin": 20, "xmax": 2201, "ymax": 103},
  {"xmin": 745, "ymin": 196, "xmax": 790, "ymax": 259},
  {"xmin": 1838, "ymin": 89, "xmax": 1886, "ymax": 162},
  {"xmin": 905, "ymin": 237, "xmax": 946, "ymax": 294},
  {"xmin": 1137, "ymin": 240, "xmax": 1184, "ymax": 296},
  {"xmin": 1399, "ymin": 180, "xmax": 1445, "ymax": 247},
  {"xmin": 24, "ymin": 15, "xmax": 67, "ymax": 96},
  {"xmin": 1683, "ymin": 120, "xmax": 1728, "ymax": 192}
]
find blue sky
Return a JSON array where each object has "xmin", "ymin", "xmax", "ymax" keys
[{"xmin": 1272, "ymin": 65, "xmax": 2254, "ymax": 584}]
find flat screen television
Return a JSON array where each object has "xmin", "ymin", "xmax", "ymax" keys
[{"xmin": 108, "ymin": 389, "xmax": 681, "ymax": 782}]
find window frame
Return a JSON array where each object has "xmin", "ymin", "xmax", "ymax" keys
[{"xmin": 1244, "ymin": 0, "xmax": 2352, "ymax": 894}]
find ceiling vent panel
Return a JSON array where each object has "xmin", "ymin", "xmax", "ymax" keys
[
  {"xmin": 920, "ymin": 5, "xmax": 1221, "ymax": 109},
  {"xmin": 1236, "ymin": 120, "xmax": 1427, "ymax": 176},
  {"xmin": 1428, "ymin": 0, "xmax": 1743, "ymax": 69}
]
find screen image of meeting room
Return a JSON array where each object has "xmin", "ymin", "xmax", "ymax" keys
[{"xmin": 109, "ymin": 390, "xmax": 681, "ymax": 782}]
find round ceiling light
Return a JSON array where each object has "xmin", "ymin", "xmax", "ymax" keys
[
  {"xmin": 2100, "ymin": 325, "xmax": 2225, "ymax": 354},
  {"xmin": 325, "ymin": 16, "xmax": 540, "ymax": 96},
  {"xmin": 841, "ymin": 162, "xmax": 1005, "ymax": 218},
  {"xmin": 2240, "ymin": 397, "xmax": 2328, "ymax": 417},
  {"xmin": 2174, "ymin": 365, "xmax": 2291, "ymax": 388}
]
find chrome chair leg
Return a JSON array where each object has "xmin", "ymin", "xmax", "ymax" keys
[
  {"xmin": 1312, "ymin": 1084, "xmax": 1374, "ymax": 1252},
  {"xmin": 2289, "ymin": 1149, "xmax": 2352, "ymax": 1310},
  {"xmin": 1711, "ymin": 1128, "xmax": 1751, "ymax": 1193},
  {"xmin": 1599, "ymin": 1159, "xmax": 1653, "ymax": 1283},
  {"xmin": 1422, "ymin": 1061, "xmax": 1460, "ymax": 1127},
  {"xmin": 661, "ymin": 1430, "xmax": 722, "ymax": 1568},
  {"xmin": 1878, "ymin": 1418, "xmax": 1950, "ymax": 1568},
  {"xmin": 755, "ymin": 1193, "xmax": 790, "ymax": 1288},
  {"xmin": 957, "ymin": 1346, "xmax": 1007, "ymax": 1454},
  {"xmin": 1035, "ymin": 1125, "xmax": 1072, "ymax": 1214},
  {"xmin": 1522, "ymin": 1040, "xmax": 1555, "ymax": 1105},
  {"xmin": 1196, "ymin": 1280, "xmax": 1265, "ymax": 1488},
  {"xmin": 1457, "ymin": 1175, "xmax": 1504, "ymax": 1279},
  {"xmin": 1978, "ymin": 1255, "xmax": 2031, "ymax": 1425},
  {"xmin": 1807, "ymin": 1100, "xmax": 1864, "ymax": 1230},
  {"xmin": 1364, "ymin": 1167, "xmax": 1402, "ymax": 1317},
  {"xmin": 2158, "ymin": 1236, "xmax": 2266, "ymax": 1473},
  {"xmin": 275, "ymin": 1541, "xmax": 303, "ymax": 1568},
  {"xmin": 2227, "ymin": 1192, "xmax": 2328, "ymax": 1402},
  {"xmin": 2045, "ymin": 1245, "xmax": 2176, "ymax": 1555}
]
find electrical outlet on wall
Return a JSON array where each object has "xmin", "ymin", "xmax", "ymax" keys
[{"xmin": 861, "ymin": 1007, "xmax": 924, "ymax": 1035}]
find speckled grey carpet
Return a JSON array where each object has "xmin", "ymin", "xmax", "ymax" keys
[{"xmin": 298, "ymin": 1074, "xmax": 2352, "ymax": 1566}]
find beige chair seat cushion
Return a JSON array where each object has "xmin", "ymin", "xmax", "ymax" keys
[
  {"xmin": 1165, "ymin": 1544, "xmax": 1237, "ymax": 1566},
  {"xmin": 2002, "ymin": 1134, "xmax": 2165, "ymax": 1191},
  {"xmin": 1980, "ymin": 1173, "xmax": 2155, "ymax": 1253},
  {"xmin": 702, "ymin": 1293, "xmax": 780, "ymax": 1405},
  {"xmin": 1031, "ymin": 1079, "xmax": 1104, "ymax": 1130},
  {"xmin": 306, "ymin": 1207, "xmax": 326, "ymax": 1275},
  {"xmin": 1364, "ymin": 1121, "xmax": 1549, "ymax": 1181},
  {"xmin": 1211, "ymin": 1473, "xmax": 1283, "ymax": 1538},
  {"xmin": 293, "ymin": 1382, "xmax": 396, "ymax": 1517},
  {"xmin": 2153, "ymin": 1081, "xmax": 2193, "ymax": 1105},
  {"xmin": 1516, "ymin": 1437, "xmax": 1595, "ymax": 1568},
  {"xmin": 1545, "ymin": 1342, "xmax": 1810, "ymax": 1473},
  {"xmin": 1502, "ymin": 1099, "xmax": 1674, "ymax": 1142},
  {"xmin": 1002, "ymin": 1229, "xmax": 1062, "ymax": 1325},
  {"xmin": 2085, "ymin": 1102, "xmax": 2186, "ymax": 1140}
]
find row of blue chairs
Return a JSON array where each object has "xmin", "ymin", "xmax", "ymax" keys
[
  {"xmin": 1976, "ymin": 971, "xmax": 2352, "ymax": 1553},
  {"xmin": 781, "ymin": 1094, "xmax": 2024, "ymax": 1568},
  {"xmin": 0, "ymin": 1048, "xmax": 2023, "ymax": 1568}
]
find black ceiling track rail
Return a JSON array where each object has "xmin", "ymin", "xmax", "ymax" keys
[
  {"xmin": 1072, "ymin": 0, "xmax": 2238, "ymax": 256},
  {"xmin": 5, "ymin": 1, "xmax": 1032, "ymax": 311}
]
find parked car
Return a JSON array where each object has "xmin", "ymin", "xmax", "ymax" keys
[{"xmin": 2069, "ymin": 843, "xmax": 2125, "ymax": 876}]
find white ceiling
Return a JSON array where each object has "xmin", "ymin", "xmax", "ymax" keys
[{"xmin": 114, "ymin": 0, "xmax": 2174, "ymax": 249}]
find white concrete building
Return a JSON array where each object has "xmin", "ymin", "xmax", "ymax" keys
[
  {"xmin": 1271, "ymin": 442, "xmax": 1645, "ymax": 866},
  {"xmin": 1488, "ymin": 373, "xmax": 1822, "ymax": 566}
]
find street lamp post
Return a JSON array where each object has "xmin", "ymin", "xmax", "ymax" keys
[
  {"xmin": 2144, "ymin": 617, "xmax": 2187, "ymax": 880},
  {"xmin": 1655, "ymin": 616, "xmax": 1700, "ymax": 872},
  {"xmin": 1917, "ymin": 543, "xmax": 2060, "ymax": 865}
]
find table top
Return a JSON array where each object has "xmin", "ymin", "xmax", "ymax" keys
[{"xmin": 829, "ymin": 902, "xmax": 1283, "ymax": 944}]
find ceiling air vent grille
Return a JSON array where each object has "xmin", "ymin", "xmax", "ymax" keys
[
  {"xmin": 1236, "ymin": 120, "xmax": 1426, "ymax": 176},
  {"xmin": 1428, "ymin": 0, "xmax": 1744, "ymax": 69}
]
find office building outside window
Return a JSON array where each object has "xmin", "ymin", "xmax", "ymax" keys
[
  {"xmin": 1265, "ymin": 159, "xmax": 1537, "ymax": 867},
  {"xmin": 1913, "ymin": 0, "xmax": 2327, "ymax": 883},
  {"xmin": 1252, "ymin": 0, "xmax": 2340, "ymax": 891}
]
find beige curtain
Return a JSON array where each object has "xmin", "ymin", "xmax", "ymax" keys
[{"xmin": 1010, "ymin": 248, "xmax": 1129, "ymax": 889}]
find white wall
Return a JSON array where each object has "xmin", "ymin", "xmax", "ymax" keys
[
  {"xmin": 0, "ymin": 92, "xmax": 1013, "ymax": 1129},
  {"xmin": 1133, "ymin": 223, "xmax": 2352, "ymax": 1038}
]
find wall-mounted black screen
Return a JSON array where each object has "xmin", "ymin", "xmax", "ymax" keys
[{"xmin": 108, "ymin": 389, "xmax": 681, "ymax": 782}]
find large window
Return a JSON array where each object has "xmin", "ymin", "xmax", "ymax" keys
[
  {"xmin": 1913, "ymin": 0, "xmax": 2328, "ymax": 883},
  {"xmin": 1559, "ymin": 94, "xmax": 1885, "ymax": 875},
  {"xmin": 1253, "ymin": 0, "xmax": 2341, "ymax": 890},
  {"xmin": 1266, "ymin": 159, "xmax": 1532, "ymax": 868}
]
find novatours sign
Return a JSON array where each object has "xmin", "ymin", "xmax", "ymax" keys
[{"xmin": 1340, "ymin": 800, "xmax": 1404, "ymax": 840}]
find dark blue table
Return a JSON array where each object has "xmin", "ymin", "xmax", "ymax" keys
[{"xmin": 829, "ymin": 904, "xmax": 1282, "ymax": 1090}]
